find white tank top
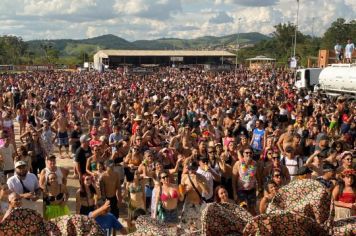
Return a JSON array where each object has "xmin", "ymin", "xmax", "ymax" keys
[
  {"xmin": 44, "ymin": 167, "xmax": 63, "ymax": 184},
  {"xmin": 284, "ymin": 158, "xmax": 301, "ymax": 179}
]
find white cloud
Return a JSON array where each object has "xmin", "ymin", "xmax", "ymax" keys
[
  {"xmin": 0, "ymin": 0, "xmax": 355, "ymax": 41},
  {"xmin": 209, "ymin": 11, "xmax": 234, "ymax": 24}
]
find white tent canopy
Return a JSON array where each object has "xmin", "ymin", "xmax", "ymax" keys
[{"xmin": 246, "ymin": 55, "xmax": 276, "ymax": 61}]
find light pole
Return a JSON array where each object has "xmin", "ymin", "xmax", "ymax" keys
[
  {"xmin": 235, "ymin": 17, "xmax": 242, "ymax": 77},
  {"xmin": 292, "ymin": 0, "xmax": 300, "ymax": 62},
  {"xmin": 311, "ymin": 16, "xmax": 315, "ymax": 38}
]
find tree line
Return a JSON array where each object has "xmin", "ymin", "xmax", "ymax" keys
[
  {"xmin": 0, "ymin": 18, "xmax": 355, "ymax": 67},
  {"xmin": 239, "ymin": 18, "xmax": 356, "ymax": 67}
]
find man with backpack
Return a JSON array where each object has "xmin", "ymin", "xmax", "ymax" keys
[{"xmin": 281, "ymin": 146, "xmax": 303, "ymax": 180}]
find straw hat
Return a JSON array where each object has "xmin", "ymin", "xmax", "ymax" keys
[{"xmin": 134, "ymin": 115, "xmax": 143, "ymax": 121}]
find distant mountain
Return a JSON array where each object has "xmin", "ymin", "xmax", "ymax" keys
[{"xmin": 26, "ymin": 32, "xmax": 270, "ymax": 58}]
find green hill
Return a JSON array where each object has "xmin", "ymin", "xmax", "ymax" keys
[{"xmin": 25, "ymin": 32, "xmax": 270, "ymax": 60}]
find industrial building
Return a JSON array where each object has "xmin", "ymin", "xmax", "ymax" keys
[{"xmin": 93, "ymin": 50, "xmax": 235, "ymax": 70}]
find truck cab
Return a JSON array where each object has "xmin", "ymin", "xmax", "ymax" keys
[{"xmin": 295, "ymin": 68, "xmax": 322, "ymax": 91}]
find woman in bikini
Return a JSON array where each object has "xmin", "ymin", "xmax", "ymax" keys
[
  {"xmin": 125, "ymin": 171, "xmax": 146, "ymax": 229},
  {"xmin": 43, "ymin": 173, "xmax": 69, "ymax": 220},
  {"xmin": 154, "ymin": 171, "xmax": 180, "ymax": 224},
  {"xmin": 75, "ymin": 174, "xmax": 100, "ymax": 215}
]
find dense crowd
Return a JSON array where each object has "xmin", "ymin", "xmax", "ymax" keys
[{"xmin": 0, "ymin": 67, "xmax": 355, "ymax": 235}]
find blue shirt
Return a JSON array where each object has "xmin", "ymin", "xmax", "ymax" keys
[
  {"xmin": 251, "ymin": 128, "xmax": 265, "ymax": 151},
  {"xmin": 91, "ymin": 212, "xmax": 123, "ymax": 235},
  {"xmin": 109, "ymin": 132, "xmax": 123, "ymax": 152}
]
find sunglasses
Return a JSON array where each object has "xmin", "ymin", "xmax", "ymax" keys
[
  {"xmin": 267, "ymin": 152, "xmax": 272, "ymax": 155},
  {"xmin": 274, "ymin": 175, "xmax": 281, "ymax": 178},
  {"xmin": 84, "ymin": 178, "xmax": 92, "ymax": 181},
  {"xmin": 160, "ymin": 175, "xmax": 168, "ymax": 179},
  {"xmin": 345, "ymin": 158, "xmax": 352, "ymax": 161}
]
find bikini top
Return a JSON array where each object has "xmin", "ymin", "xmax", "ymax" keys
[
  {"xmin": 44, "ymin": 185, "xmax": 64, "ymax": 203},
  {"xmin": 129, "ymin": 185, "xmax": 142, "ymax": 194},
  {"xmin": 160, "ymin": 189, "xmax": 178, "ymax": 202}
]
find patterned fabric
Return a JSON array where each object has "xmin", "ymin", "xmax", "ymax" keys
[
  {"xmin": 0, "ymin": 208, "xmax": 49, "ymax": 236},
  {"xmin": 243, "ymin": 211, "xmax": 328, "ymax": 236},
  {"xmin": 201, "ymin": 202, "xmax": 252, "ymax": 236},
  {"xmin": 129, "ymin": 215, "xmax": 179, "ymax": 236},
  {"xmin": 331, "ymin": 217, "xmax": 356, "ymax": 236},
  {"xmin": 49, "ymin": 214, "xmax": 105, "ymax": 236},
  {"xmin": 180, "ymin": 202, "xmax": 205, "ymax": 235},
  {"xmin": 267, "ymin": 179, "xmax": 331, "ymax": 224}
]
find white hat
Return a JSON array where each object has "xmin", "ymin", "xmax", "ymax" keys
[
  {"xmin": 163, "ymin": 96, "xmax": 170, "ymax": 100},
  {"xmin": 80, "ymin": 134, "xmax": 91, "ymax": 143},
  {"xmin": 143, "ymin": 112, "xmax": 150, "ymax": 116},
  {"xmin": 134, "ymin": 115, "xmax": 143, "ymax": 121},
  {"xmin": 15, "ymin": 161, "xmax": 27, "ymax": 168}
]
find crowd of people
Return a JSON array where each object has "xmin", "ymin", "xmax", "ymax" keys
[{"xmin": 0, "ymin": 66, "xmax": 355, "ymax": 235}]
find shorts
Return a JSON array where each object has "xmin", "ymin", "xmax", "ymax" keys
[
  {"xmin": 107, "ymin": 196, "xmax": 119, "ymax": 218},
  {"xmin": 58, "ymin": 132, "xmax": 69, "ymax": 147},
  {"xmin": 237, "ymin": 188, "xmax": 257, "ymax": 208},
  {"xmin": 345, "ymin": 52, "xmax": 352, "ymax": 59}
]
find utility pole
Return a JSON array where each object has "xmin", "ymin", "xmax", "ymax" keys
[
  {"xmin": 293, "ymin": 0, "xmax": 300, "ymax": 62},
  {"xmin": 235, "ymin": 17, "xmax": 242, "ymax": 77}
]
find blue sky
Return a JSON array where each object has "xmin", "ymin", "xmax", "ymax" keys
[{"xmin": 0, "ymin": 0, "xmax": 355, "ymax": 40}]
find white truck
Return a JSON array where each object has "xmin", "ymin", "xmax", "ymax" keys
[
  {"xmin": 316, "ymin": 64, "xmax": 356, "ymax": 96},
  {"xmin": 295, "ymin": 68, "xmax": 323, "ymax": 91}
]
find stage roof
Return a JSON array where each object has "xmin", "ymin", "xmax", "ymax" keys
[{"xmin": 95, "ymin": 50, "xmax": 235, "ymax": 58}]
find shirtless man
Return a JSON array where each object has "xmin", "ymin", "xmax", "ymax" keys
[
  {"xmin": 38, "ymin": 155, "xmax": 69, "ymax": 189},
  {"xmin": 85, "ymin": 107, "xmax": 94, "ymax": 131},
  {"xmin": 52, "ymin": 111, "xmax": 70, "ymax": 158},
  {"xmin": 4, "ymin": 88, "xmax": 14, "ymax": 109},
  {"xmin": 277, "ymin": 125, "xmax": 295, "ymax": 157},
  {"xmin": 100, "ymin": 160, "xmax": 122, "ymax": 218},
  {"xmin": 223, "ymin": 110, "xmax": 235, "ymax": 130}
]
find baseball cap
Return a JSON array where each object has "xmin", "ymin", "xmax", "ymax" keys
[
  {"xmin": 15, "ymin": 161, "xmax": 27, "ymax": 168},
  {"xmin": 80, "ymin": 134, "xmax": 91, "ymax": 143},
  {"xmin": 322, "ymin": 163, "xmax": 336, "ymax": 173},
  {"xmin": 296, "ymin": 166, "xmax": 313, "ymax": 176}
]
